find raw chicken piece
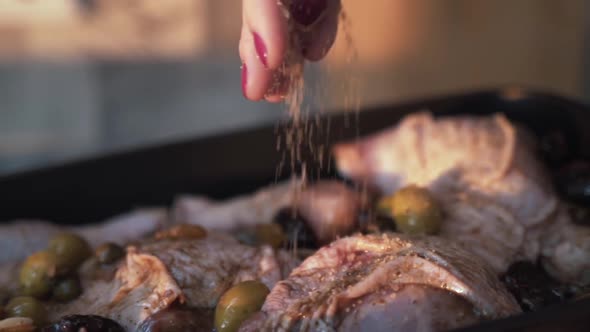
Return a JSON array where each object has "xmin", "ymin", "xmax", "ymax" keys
[
  {"xmin": 0, "ymin": 208, "xmax": 168, "ymax": 264},
  {"xmin": 76, "ymin": 209, "xmax": 169, "ymax": 248},
  {"xmin": 172, "ymin": 181, "xmax": 300, "ymax": 230},
  {"xmin": 240, "ymin": 233, "xmax": 520, "ymax": 332},
  {"xmin": 333, "ymin": 112, "xmax": 589, "ymax": 282},
  {"xmin": 333, "ymin": 112, "xmax": 555, "ymax": 226},
  {"xmin": 288, "ymin": 181, "xmax": 363, "ymax": 245},
  {"xmin": 49, "ymin": 232, "xmax": 299, "ymax": 331},
  {"xmin": 139, "ymin": 233, "xmax": 299, "ymax": 308},
  {"xmin": 173, "ymin": 180, "xmax": 362, "ymax": 244}
]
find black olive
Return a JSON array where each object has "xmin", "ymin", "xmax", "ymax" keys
[
  {"xmin": 358, "ymin": 209, "xmax": 396, "ymax": 234},
  {"xmin": 272, "ymin": 208, "xmax": 318, "ymax": 250},
  {"xmin": 539, "ymin": 130, "xmax": 571, "ymax": 167},
  {"xmin": 554, "ymin": 161, "xmax": 590, "ymax": 205},
  {"xmin": 501, "ymin": 261, "xmax": 571, "ymax": 312},
  {"xmin": 566, "ymin": 204, "xmax": 590, "ymax": 226},
  {"xmin": 95, "ymin": 243, "xmax": 125, "ymax": 265},
  {"xmin": 41, "ymin": 315, "xmax": 124, "ymax": 332},
  {"xmin": 136, "ymin": 307, "xmax": 213, "ymax": 332}
]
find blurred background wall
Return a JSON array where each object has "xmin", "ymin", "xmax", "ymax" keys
[{"xmin": 0, "ymin": 0, "xmax": 588, "ymax": 174}]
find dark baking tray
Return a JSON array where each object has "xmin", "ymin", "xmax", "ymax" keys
[{"xmin": 0, "ymin": 87, "xmax": 589, "ymax": 331}]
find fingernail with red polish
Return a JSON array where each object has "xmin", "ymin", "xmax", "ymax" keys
[
  {"xmin": 290, "ymin": 0, "xmax": 328, "ymax": 26},
  {"xmin": 253, "ymin": 32, "xmax": 268, "ymax": 67},
  {"xmin": 241, "ymin": 63, "xmax": 248, "ymax": 98}
]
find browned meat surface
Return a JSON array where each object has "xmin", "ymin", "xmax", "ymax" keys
[
  {"xmin": 241, "ymin": 233, "xmax": 520, "ymax": 332},
  {"xmin": 333, "ymin": 113, "xmax": 589, "ymax": 283},
  {"xmin": 0, "ymin": 209, "xmax": 168, "ymax": 264},
  {"xmin": 48, "ymin": 232, "xmax": 299, "ymax": 331},
  {"xmin": 173, "ymin": 180, "xmax": 362, "ymax": 244}
]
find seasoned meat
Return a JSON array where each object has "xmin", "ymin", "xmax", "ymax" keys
[
  {"xmin": 173, "ymin": 180, "xmax": 362, "ymax": 244},
  {"xmin": 48, "ymin": 233, "xmax": 299, "ymax": 331},
  {"xmin": 241, "ymin": 233, "xmax": 520, "ymax": 332},
  {"xmin": 139, "ymin": 234, "xmax": 300, "ymax": 308},
  {"xmin": 292, "ymin": 181, "xmax": 362, "ymax": 245},
  {"xmin": 333, "ymin": 113, "xmax": 589, "ymax": 283},
  {"xmin": 0, "ymin": 209, "xmax": 168, "ymax": 264}
]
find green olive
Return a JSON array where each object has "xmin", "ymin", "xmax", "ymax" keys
[
  {"xmin": 376, "ymin": 196, "xmax": 394, "ymax": 216},
  {"xmin": 154, "ymin": 224, "xmax": 207, "ymax": 241},
  {"xmin": 48, "ymin": 233, "xmax": 92, "ymax": 275},
  {"xmin": 254, "ymin": 224, "xmax": 286, "ymax": 249},
  {"xmin": 214, "ymin": 280, "xmax": 270, "ymax": 332},
  {"xmin": 19, "ymin": 251, "xmax": 57, "ymax": 298},
  {"xmin": 95, "ymin": 243, "xmax": 125, "ymax": 265},
  {"xmin": 391, "ymin": 185, "xmax": 443, "ymax": 235},
  {"xmin": 4, "ymin": 296, "xmax": 47, "ymax": 327},
  {"xmin": 52, "ymin": 277, "xmax": 82, "ymax": 302}
]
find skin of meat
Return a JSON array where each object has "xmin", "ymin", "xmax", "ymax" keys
[
  {"xmin": 241, "ymin": 233, "xmax": 520, "ymax": 332},
  {"xmin": 333, "ymin": 113, "xmax": 557, "ymax": 225},
  {"xmin": 172, "ymin": 180, "xmax": 362, "ymax": 244},
  {"xmin": 336, "ymin": 285, "xmax": 480, "ymax": 332},
  {"xmin": 332, "ymin": 112, "xmax": 589, "ymax": 283},
  {"xmin": 295, "ymin": 181, "xmax": 362, "ymax": 245},
  {"xmin": 49, "ymin": 233, "xmax": 299, "ymax": 331},
  {"xmin": 139, "ymin": 233, "xmax": 300, "ymax": 308},
  {"xmin": 172, "ymin": 181, "xmax": 300, "ymax": 230},
  {"xmin": 240, "ymin": 286, "xmax": 481, "ymax": 332}
]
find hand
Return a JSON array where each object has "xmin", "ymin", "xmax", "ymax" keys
[{"xmin": 239, "ymin": 0, "xmax": 341, "ymax": 102}]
